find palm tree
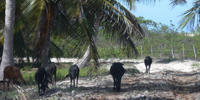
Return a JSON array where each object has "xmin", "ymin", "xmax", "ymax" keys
[
  {"xmin": 158, "ymin": 0, "xmax": 198, "ymax": 30},
  {"xmin": 172, "ymin": 0, "xmax": 200, "ymax": 29},
  {"xmin": 22, "ymin": 0, "xmax": 144, "ymax": 68},
  {"xmin": 22, "ymin": 0, "xmax": 60, "ymax": 67},
  {"xmin": 75, "ymin": 0, "xmax": 144, "ymax": 68},
  {"xmin": 0, "ymin": 0, "xmax": 65, "ymax": 68},
  {"xmin": 0, "ymin": 0, "xmax": 15, "ymax": 80}
]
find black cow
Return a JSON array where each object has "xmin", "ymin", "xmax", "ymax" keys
[
  {"xmin": 64, "ymin": 64, "xmax": 79, "ymax": 87},
  {"xmin": 110, "ymin": 62, "xmax": 125, "ymax": 92},
  {"xmin": 45, "ymin": 63, "xmax": 57, "ymax": 86},
  {"xmin": 144, "ymin": 56, "xmax": 153, "ymax": 73},
  {"xmin": 35, "ymin": 67, "xmax": 49, "ymax": 95}
]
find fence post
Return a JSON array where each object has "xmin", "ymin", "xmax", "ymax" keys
[
  {"xmin": 182, "ymin": 44, "xmax": 185, "ymax": 59},
  {"xmin": 193, "ymin": 44, "xmax": 197, "ymax": 59},
  {"xmin": 171, "ymin": 44, "xmax": 175, "ymax": 59},
  {"xmin": 160, "ymin": 45, "xmax": 162, "ymax": 59},
  {"xmin": 141, "ymin": 45, "xmax": 143, "ymax": 59},
  {"xmin": 151, "ymin": 44, "xmax": 153, "ymax": 57}
]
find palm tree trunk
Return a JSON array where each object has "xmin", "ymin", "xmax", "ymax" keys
[
  {"xmin": 74, "ymin": 46, "xmax": 91, "ymax": 68},
  {"xmin": 40, "ymin": 3, "xmax": 56, "ymax": 68},
  {"xmin": 75, "ymin": 20, "xmax": 99, "ymax": 68},
  {"xmin": 41, "ymin": 34, "xmax": 51, "ymax": 67},
  {"xmin": 40, "ymin": 16, "xmax": 55, "ymax": 67},
  {"xmin": 0, "ymin": 0, "xmax": 15, "ymax": 80}
]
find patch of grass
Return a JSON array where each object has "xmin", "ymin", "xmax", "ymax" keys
[
  {"xmin": 55, "ymin": 64, "xmax": 108, "ymax": 81},
  {"xmin": 23, "ymin": 66, "xmax": 32, "ymax": 71},
  {"xmin": 124, "ymin": 63, "xmax": 134, "ymax": 66},
  {"xmin": 0, "ymin": 89, "xmax": 20, "ymax": 99},
  {"xmin": 21, "ymin": 65, "xmax": 109, "ymax": 85},
  {"xmin": 126, "ymin": 66, "xmax": 140, "ymax": 76},
  {"xmin": 85, "ymin": 66, "xmax": 108, "ymax": 76},
  {"xmin": 192, "ymin": 63, "xmax": 200, "ymax": 69},
  {"xmin": 156, "ymin": 58, "xmax": 178, "ymax": 63},
  {"xmin": 22, "ymin": 71, "xmax": 37, "ymax": 85},
  {"xmin": 21, "ymin": 66, "xmax": 37, "ymax": 85},
  {"xmin": 56, "ymin": 66, "xmax": 69, "ymax": 81},
  {"xmin": 79, "ymin": 66, "xmax": 108, "ymax": 77},
  {"xmin": 61, "ymin": 87, "xmax": 74, "ymax": 93}
]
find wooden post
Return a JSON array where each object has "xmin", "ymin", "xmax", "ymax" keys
[
  {"xmin": 182, "ymin": 44, "xmax": 185, "ymax": 59},
  {"xmin": 160, "ymin": 45, "xmax": 162, "ymax": 59},
  {"xmin": 151, "ymin": 44, "xmax": 153, "ymax": 58},
  {"xmin": 171, "ymin": 44, "xmax": 174, "ymax": 59},
  {"xmin": 141, "ymin": 45, "xmax": 143, "ymax": 59},
  {"xmin": 193, "ymin": 44, "xmax": 197, "ymax": 59}
]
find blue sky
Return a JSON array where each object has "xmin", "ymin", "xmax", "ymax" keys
[{"xmin": 120, "ymin": 1, "xmax": 194, "ymax": 32}]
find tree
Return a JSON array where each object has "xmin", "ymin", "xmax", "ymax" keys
[
  {"xmin": 23, "ymin": 0, "xmax": 60, "ymax": 67},
  {"xmin": 75, "ymin": 0, "xmax": 145, "ymax": 68},
  {"xmin": 168, "ymin": 0, "xmax": 200, "ymax": 30},
  {"xmin": 23, "ymin": 0, "xmax": 144, "ymax": 68},
  {"xmin": 176, "ymin": 1, "xmax": 200, "ymax": 29},
  {"xmin": 0, "ymin": 0, "xmax": 15, "ymax": 80}
]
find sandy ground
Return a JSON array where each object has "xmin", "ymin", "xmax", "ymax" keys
[
  {"xmin": 46, "ymin": 59, "xmax": 200, "ymax": 100},
  {"xmin": 132, "ymin": 59, "xmax": 199, "ymax": 73},
  {"xmin": 2, "ymin": 59, "xmax": 200, "ymax": 100}
]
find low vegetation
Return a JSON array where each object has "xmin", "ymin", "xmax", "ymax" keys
[
  {"xmin": 192, "ymin": 63, "xmax": 200, "ymax": 70},
  {"xmin": 21, "ymin": 64, "xmax": 109, "ymax": 85}
]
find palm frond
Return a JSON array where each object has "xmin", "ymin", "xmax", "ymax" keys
[
  {"xmin": 0, "ymin": 0, "xmax": 5, "ymax": 13},
  {"xmin": 22, "ymin": 0, "xmax": 46, "ymax": 50},
  {"xmin": 0, "ymin": 1, "xmax": 5, "ymax": 29},
  {"xmin": 179, "ymin": 1, "xmax": 200, "ymax": 29},
  {"xmin": 49, "ymin": 41, "xmax": 64, "ymax": 58},
  {"xmin": 14, "ymin": 0, "xmax": 25, "ymax": 32},
  {"xmin": 112, "ymin": 0, "xmax": 144, "ymax": 37},
  {"xmin": 170, "ymin": 0, "xmax": 187, "ymax": 7},
  {"xmin": 61, "ymin": 0, "xmax": 82, "ymax": 19},
  {"xmin": 22, "ymin": 0, "xmax": 45, "ymax": 31},
  {"xmin": 80, "ymin": 19, "xmax": 99, "ymax": 66},
  {"xmin": 82, "ymin": 0, "xmax": 144, "ymax": 56}
]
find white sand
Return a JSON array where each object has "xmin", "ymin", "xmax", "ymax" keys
[
  {"xmin": 50, "ymin": 58, "xmax": 200, "ymax": 73},
  {"xmin": 133, "ymin": 59, "xmax": 200, "ymax": 73}
]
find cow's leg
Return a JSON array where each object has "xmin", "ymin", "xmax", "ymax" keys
[
  {"xmin": 54, "ymin": 73, "xmax": 56, "ymax": 86},
  {"xmin": 145, "ymin": 65, "xmax": 148, "ymax": 73},
  {"xmin": 149, "ymin": 65, "xmax": 151, "ymax": 74},
  {"xmin": 38, "ymin": 83, "xmax": 41, "ymax": 95},
  {"xmin": 117, "ymin": 77, "xmax": 122, "ymax": 92},
  {"xmin": 113, "ymin": 77, "xmax": 116, "ymax": 91},
  {"xmin": 50, "ymin": 76, "xmax": 53, "ymax": 86},
  {"xmin": 76, "ymin": 71, "xmax": 79, "ymax": 87},
  {"xmin": 73, "ymin": 78, "xmax": 75, "ymax": 87},
  {"xmin": 70, "ymin": 76, "xmax": 72, "ymax": 87},
  {"xmin": 7, "ymin": 79, "xmax": 10, "ymax": 90},
  {"xmin": 76, "ymin": 76, "xmax": 79, "ymax": 87},
  {"xmin": 3, "ymin": 77, "xmax": 6, "ymax": 90}
]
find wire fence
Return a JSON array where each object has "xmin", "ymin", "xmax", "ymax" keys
[{"xmin": 139, "ymin": 44, "xmax": 200, "ymax": 60}]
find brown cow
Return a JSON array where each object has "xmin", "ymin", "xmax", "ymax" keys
[{"xmin": 3, "ymin": 66, "xmax": 26, "ymax": 90}]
